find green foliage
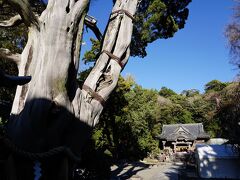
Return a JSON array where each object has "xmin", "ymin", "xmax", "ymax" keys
[
  {"xmin": 82, "ymin": 38, "xmax": 100, "ymax": 64},
  {"xmin": 131, "ymin": 0, "xmax": 191, "ymax": 57},
  {"xmin": 122, "ymin": 85, "xmax": 159, "ymax": 158},
  {"xmin": 87, "ymin": 0, "xmax": 192, "ymax": 59},
  {"xmin": 0, "ymin": 60, "xmax": 18, "ymax": 102},
  {"xmin": 159, "ymin": 86, "xmax": 177, "ymax": 97},
  {"xmin": 204, "ymin": 80, "xmax": 228, "ymax": 93},
  {"xmin": 91, "ymin": 79, "xmax": 240, "ymax": 162},
  {"xmin": 92, "ymin": 78, "xmax": 160, "ymax": 160},
  {"xmin": 0, "ymin": 5, "xmax": 27, "ymax": 103},
  {"xmin": 214, "ymin": 83, "xmax": 240, "ymax": 143},
  {"xmin": 157, "ymin": 94, "xmax": 194, "ymax": 128},
  {"xmin": 92, "ymin": 76, "xmax": 135, "ymax": 159},
  {"xmin": 0, "ymin": 1, "xmax": 45, "ymax": 54},
  {"xmin": 156, "ymin": 81, "xmax": 239, "ymax": 139},
  {"xmin": 181, "ymin": 89, "xmax": 200, "ymax": 97}
]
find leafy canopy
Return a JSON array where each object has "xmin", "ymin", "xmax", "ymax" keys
[
  {"xmin": 85, "ymin": 0, "xmax": 192, "ymax": 64},
  {"xmin": 204, "ymin": 80, "xmax": 228, "ymax": 93},
  {"xmin": 159, "ymin": 87, "xmax": 177, "ymax": 97},
  {"xmin": 131, "ymin": 0, "xmax": 191, "ymax": 57}
]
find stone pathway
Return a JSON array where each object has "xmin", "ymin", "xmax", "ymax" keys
[{"xmin": 111, "ymin": 162, "xmax": 184, "ymax": 180}]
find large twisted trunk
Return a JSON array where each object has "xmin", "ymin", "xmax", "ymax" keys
[{"xmin": 4, "ymin": 0, "xmax": 138, "ymax": 157}]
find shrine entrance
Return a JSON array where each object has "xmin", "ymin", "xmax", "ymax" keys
[{"xmin": 173, "ymin": 141, "xmax": 192, "ymax": 152}]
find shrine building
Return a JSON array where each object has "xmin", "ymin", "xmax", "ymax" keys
[{"xmin": 158, "ymin": 123, "xmax": 210, "ymax": 152}]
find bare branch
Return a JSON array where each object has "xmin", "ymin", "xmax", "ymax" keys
[
  {"xmin": 0, "ymin": 14, "xmax": 23, "ymax": 27},
  {"xmin": 85, "ymin": 15, "xmax": 103, "ymax": 41},
  {"xmin": 0, "ymin": 48, "xmax": 21, "ymax": 66},
  {"xmin": 6, "ymin": 0, "xmax": 39, "ymax": 28}
]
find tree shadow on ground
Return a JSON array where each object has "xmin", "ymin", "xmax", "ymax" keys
[
  {"xmin": 162, "ymin": 165, "xmax": 182, "ymax": 180},
  {"xmin": 110, "ymin": 161, "xmax": 150, "ymax": 180}
]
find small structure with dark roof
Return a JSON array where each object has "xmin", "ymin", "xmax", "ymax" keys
[{"xmin": 158, "ymin": 123, "xmax": 210, "ymax": 152}]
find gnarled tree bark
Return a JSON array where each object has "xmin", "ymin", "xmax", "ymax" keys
[
  {"xmin": 4, "ymin": 0, "xmax": 139, "ymax": 158},
  {"xmin": 0, "ymin": 14, "xmax": 23, "ymax": 27}
]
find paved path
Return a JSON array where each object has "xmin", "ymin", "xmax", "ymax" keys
[{"xmin": 111, "ymin": 162, "xmax": 184, "ymax": 180}]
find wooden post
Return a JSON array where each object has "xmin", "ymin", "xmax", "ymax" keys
[
  {"xmin": 172, "ymin": 142, "xmax": 176, "ymax": 153},
  {"xmin": 162, "ymin": 140, "xmax": 166, "ymax": 150}
]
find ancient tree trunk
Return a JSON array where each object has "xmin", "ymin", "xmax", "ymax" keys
[{"xmin": 4, "ymin": 0, "xmax": 139, "ymax": 157}]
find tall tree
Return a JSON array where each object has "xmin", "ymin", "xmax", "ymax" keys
[
  {"xmin": 225, "ymin": 0, "xmax": 240, "ymax": 70},
  {"xmin": 214, "ymin": 83, "xmax": 240, "ymax": 143},
  {"xmin": 0, "ymin": 0, "xmax": 191, "ymax": 158}
]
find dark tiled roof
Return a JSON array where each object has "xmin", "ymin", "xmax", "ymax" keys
[{"xmin": 159, "ymin": 123, "xmax": 210, "ymax": 141}]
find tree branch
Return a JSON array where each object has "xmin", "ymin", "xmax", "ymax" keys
[
  {"xmin": 0, "ymin": 14, "xmax": 23, "ymax": 27},
  {"xmin": 0, "ymin": 48, "xmax": 21, "ymax": 66},
  {"xmin": 6, "ymin": 0, "xmax": 39, "ymax": 28},
  {"xmin": 85, "ymin": 15, "xmax": 103, "ymax": 41},
  {"xmin": 84, "ymin": 0, "xmax": 138, "ymax": 98},
  {"xmin": 75, "ymin": 0, "xmax": 138, "ymax": 127}
]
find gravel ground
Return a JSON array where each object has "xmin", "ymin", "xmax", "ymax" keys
[{"xmin": 111, "ymin": 161, "xmax": 184, "ymax": 180}]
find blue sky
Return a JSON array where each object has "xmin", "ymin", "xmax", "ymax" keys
[{"xmin": 81, "ymin": 0, "xmax": 237, "ymax": 93}]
